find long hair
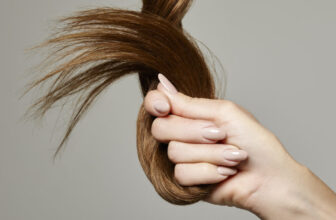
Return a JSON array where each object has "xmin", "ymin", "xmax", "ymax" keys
[{"xmin": 22, "ymin": 0, "xmax": 223, "ymax": 205}]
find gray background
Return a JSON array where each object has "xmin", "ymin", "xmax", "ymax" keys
[{"xmin": 1, "ymin": 0, "xmax": 335, "ymax": 219}]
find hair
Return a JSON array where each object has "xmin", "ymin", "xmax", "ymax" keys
[{"xmin": 22, "ymin": 0, "xmax": 224, "ymax": 205}]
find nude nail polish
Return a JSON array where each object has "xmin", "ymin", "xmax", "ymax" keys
[
  {"xmin": 223, "ymin": 150, "xmax": 248, "ymax": 161},
  {"xmin": 158, "ymin": 73, "xmax": 178, "ymax": 94},
  {"xmin": 202, "ymin": 126, "xmax": 225, "ymax": 140},
  {"xmin": 153, "ymin": 100, "xmax": 169, "ymax": 113},
  {"xmin": 217, "ymin": 166, "xmax": 237, "ymax": 175}
]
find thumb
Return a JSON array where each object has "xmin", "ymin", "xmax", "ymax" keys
[{"xmin": 157, "ymin": 73, "xmax": 226, "ymax": 122}]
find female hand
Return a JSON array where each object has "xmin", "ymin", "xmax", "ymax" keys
[{"xmin": 144, "ymin": 74, "xmax": 336, "ymax": 220}]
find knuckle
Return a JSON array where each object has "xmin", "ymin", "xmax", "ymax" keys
[
  {"xmin": 167, "ymin": 141, "xmax": 181, "ymax": 163},
  {"xmin": 222, "ymin": 99, "xmax": 237, "ymax": 109},
  {"xmin": 174, "ymin": 164, "xmax": 188, "ymax": 185},
  {"xmin": 177, "ymin": 96, "xmax": 194, "ymax": 115},
  {"xmin": 218, "ymin": 99, "xmax": 238, "ymax": 114}
]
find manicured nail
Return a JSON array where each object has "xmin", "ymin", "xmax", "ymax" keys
[
  {"xmin": 223, "ymin": 150, "xmax": 248, "ymax": 161},
  {"xmin": 158, "ymin": 73, "xmax": 178, "ymax": 94},
  {"xmin": 153, "ymin": 100, "xmax": 170, "ymax": 113},
  {"xmin": 202, "ymin": 126, "xmax": 225, "ymax": 140},
  {"xmin": 217, "ymin": 166, "xmax": 237, "ymax": 175}
]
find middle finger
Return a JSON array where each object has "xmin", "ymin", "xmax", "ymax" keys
[{"xmin": 151, "ymin": 114, "xmax": 226, "ymax": 144}]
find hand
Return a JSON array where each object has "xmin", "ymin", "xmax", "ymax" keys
[{"xmin": 144, "ymin": 74, "xmax": 336, "ymax": 219}]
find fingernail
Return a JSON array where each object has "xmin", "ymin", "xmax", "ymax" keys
[
  {"xmin": 202, "ymin": 126, "xmax": 224, "ymax": 140},
  {"xmin": 153, "ymin": 100, "xmax": 170, "ymax": 113},
  {"xmin": 223, "ymin": 150, "xmax": 248, "ymax": 161},
  {"xmin": 217, "ymin": 167, "xmax": 237, "ymax": 175},
  {"xmin": 158, "ymin": 73, "xmax": 178, "ymax": 94}
]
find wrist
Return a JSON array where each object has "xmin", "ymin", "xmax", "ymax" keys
[{"xmin": 248, "ymin": 161, "xmax": 336, "ymax": 220}]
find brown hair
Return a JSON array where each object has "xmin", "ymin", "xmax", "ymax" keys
[{"xmin": 22, "ymin": 0, "xmax": 223, "ymax": 205}]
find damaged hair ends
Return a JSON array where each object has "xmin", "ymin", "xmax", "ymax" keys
[{"xmin": 22, "ymin": 0, "xmax": 223, "ymax": 205}]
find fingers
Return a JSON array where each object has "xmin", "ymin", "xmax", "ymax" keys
[
  {"xmin": 170, "ymin": 143, "xmax": 248, "ymax": 186},
  {"xmin": 144, "ymin": 74, "xmax": 246, "ymax": 188},
  {"xmin": 144, "ymin": 89, "xmax": 170, "ymax": 117},
  {"xmin": 174, "ymin": 163, "xmax": 237, "ymax": 186},
  {"xmin": 151, "ymin": 114, "xmax": 227, "ymax": 144},
  {"xmin": 167, "ymin": 141, "xmax": 248, "ymax": 166},
  {"xmin": 144, "ymin": 73, "xmax": 239, "ymax": 123},
  {"xmin": 157, "ymin": 73, "xmax": 237, "ymax": 122}
]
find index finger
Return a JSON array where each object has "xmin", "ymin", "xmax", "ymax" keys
[{"xmin": 157, "ymin": 73, "xmax": 229, "ymax": 122}]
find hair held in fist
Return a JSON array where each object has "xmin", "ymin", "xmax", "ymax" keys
[{"xmin": 23, "ymin": 0, "xmax": 223, "ymax": 205}]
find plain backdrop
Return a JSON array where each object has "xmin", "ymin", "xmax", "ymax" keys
[{"xmin": 1, "ymin": 0, "xmax": 335, "ymax": 219}]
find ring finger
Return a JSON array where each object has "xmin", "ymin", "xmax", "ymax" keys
[
  {"xmin": 174, "ymin": 162, "xmax": 237, "ymax": 186},
  {"xmin": 167, "ymin": 141, "xmax": 248, "ymax": 166}
]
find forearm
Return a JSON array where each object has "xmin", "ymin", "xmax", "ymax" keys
[
  {"xmin": 287, "ymin": 165, "xmax": 336, "ymax": 220},
  {"xmin": 253, "ymin": 162, "xmax": 336, "ymax": 220}
]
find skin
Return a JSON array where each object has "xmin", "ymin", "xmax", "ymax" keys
[{"xmin": 143, "ymin": 75, "xmax": 336, "ymax": 219}]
